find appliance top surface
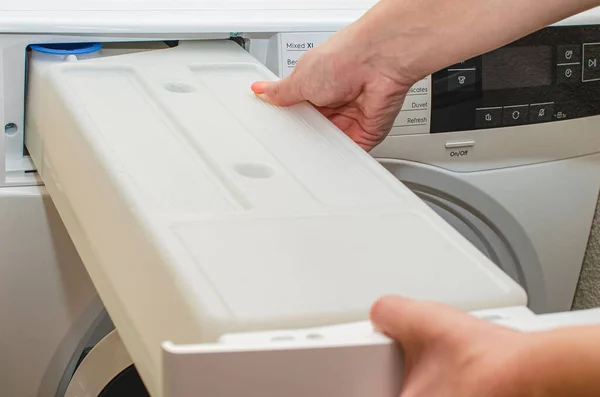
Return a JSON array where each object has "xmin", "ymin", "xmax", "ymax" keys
[
  {"xmin": 3, "ymin": 0, "xmax": 374, "ymax": 9},
  {"xmin": 0, "ymin": 0, "xmax": 375, "ymax": 33},
  {"xmin": 0, "ymin": 1, "xmax": 598, "ymax": 34}
]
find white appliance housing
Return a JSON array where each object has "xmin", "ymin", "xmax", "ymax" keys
[{"xmin": 1, "ymin": 2, "xmax": 600, "ymax": 397}]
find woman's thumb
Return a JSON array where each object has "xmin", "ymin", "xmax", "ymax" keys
[
  {"xmin": 370, "ymin": 296, "xmax": 423, "ymax": 344},
  {"xmin": 251, "ymin": 76, "xmax": 304, "ymax": 107}
]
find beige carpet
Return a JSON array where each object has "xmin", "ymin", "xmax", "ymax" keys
[{"xmin": 573, "ymin": 196, "xmax": 600, "ymax": 310}]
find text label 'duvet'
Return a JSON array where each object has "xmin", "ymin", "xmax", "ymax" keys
[{"xmin": 411, "ymin": 101, "xmax": 428, "ymax": 109}]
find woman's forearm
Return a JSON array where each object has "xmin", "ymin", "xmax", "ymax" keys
[{"xmin": 348, "ymin": 0, "xmax": 600, "ymax": 84}]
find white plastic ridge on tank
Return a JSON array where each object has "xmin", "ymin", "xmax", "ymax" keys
[{"xmin": 25, "ymin": 40, "xmax": 526, "ymax": 395}]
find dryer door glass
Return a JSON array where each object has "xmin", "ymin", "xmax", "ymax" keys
[
  {"xmin": 377, "ymin": 159, "xmax": 546, "ymax": 313},
  {"xmin": 411, "ymin": 186, "xmax": 523, "ymax": 286},
  {"xmin": 98, "ymin": 366, "xmax": 149, "ymax": 397}
]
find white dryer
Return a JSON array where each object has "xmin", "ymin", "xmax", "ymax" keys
[
  {"xmin": 1, "ymin": 2, "xmax": 600, "ymax": 397},
  {"xmin": 55, "ymin": 21, "xmax": 600, "ymax": 397}
]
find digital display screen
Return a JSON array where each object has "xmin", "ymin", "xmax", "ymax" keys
[{"xmin": 482, "ymin": 46, "xmax": 552, "ymax": 91}]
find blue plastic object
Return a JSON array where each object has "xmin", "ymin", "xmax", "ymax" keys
[{"xmin": 30, "ymin": 43, "xmax": 102, "ymax": 55}]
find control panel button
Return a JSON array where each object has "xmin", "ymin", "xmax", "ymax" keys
[
  {"xmin": 401, "ymin": 97, "xmax": 429, "ymax": 111},
  {"xmin": 448, "ymin": 58, "xmax": 476, "ymax": 69},
  {"xmin": 557, "ymin": 64, "xmax": 581, "ymax": 84},
  {"xmin": 555, "ymin": 110, "xmax": 568, "ymax": 121},
  {"xmin": 583, "ymin": 43, "xmax": 600, "ymax": 82},
  {"xmin": 448, "ymin": 70, "xmax": 476, "ymax": 91},
  {"xmin": 475, "ymin": 108, "xmax": 502, "ymax": 128},
  {"xmin": 394, "ymin": 111, "xmax": 429, "ymax": 127},
  {"xmin": 529, "ymin": 103, "xmax": 554, "ymax": 123},
  {"xmin": 503, "ymin": 105, "xmax": 529, "ymax": 126},
  {"xmin": 445, "ymin": 140, "xmax": 475, "ymax": 149},
  {"xmin": 407, "ymin": 85, "xmax": 429, "ymax": 96},
  {"xmin": 557, "ymin": 45, "xmax": 581, "ymax": 64}
]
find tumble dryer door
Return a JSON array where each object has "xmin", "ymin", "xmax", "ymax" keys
[
  {"xmin": 64, "ymin": 330, "xmax": 148, "ymax": 397},
  {"xmin": 377, "ymin": 159, "xmax": 546, "ymax": 313}
]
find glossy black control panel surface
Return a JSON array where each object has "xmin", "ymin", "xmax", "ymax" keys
[{"xmin": 431, "ymin": 25, "xmax": 600, "ymax": 133}]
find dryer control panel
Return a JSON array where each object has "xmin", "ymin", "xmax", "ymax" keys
[
  {"xmin": 431, "ymin": 25, "xmax": 600, "ymax": 133},
  {"xmin": 275, "ymin": 25, "xmax": 600, "ymax": 136}
]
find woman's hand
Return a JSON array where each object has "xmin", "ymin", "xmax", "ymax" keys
[
  {"xmin": 251, "ymin": 24, "xmax": 414, "ymax": 151},
  {"xmin": 251, "ymin": 0, "xmax": 600, "ymax": 151},
  {"xmin": 370, "ymin": 296, "xmax": 534, "ymax": 397}
]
